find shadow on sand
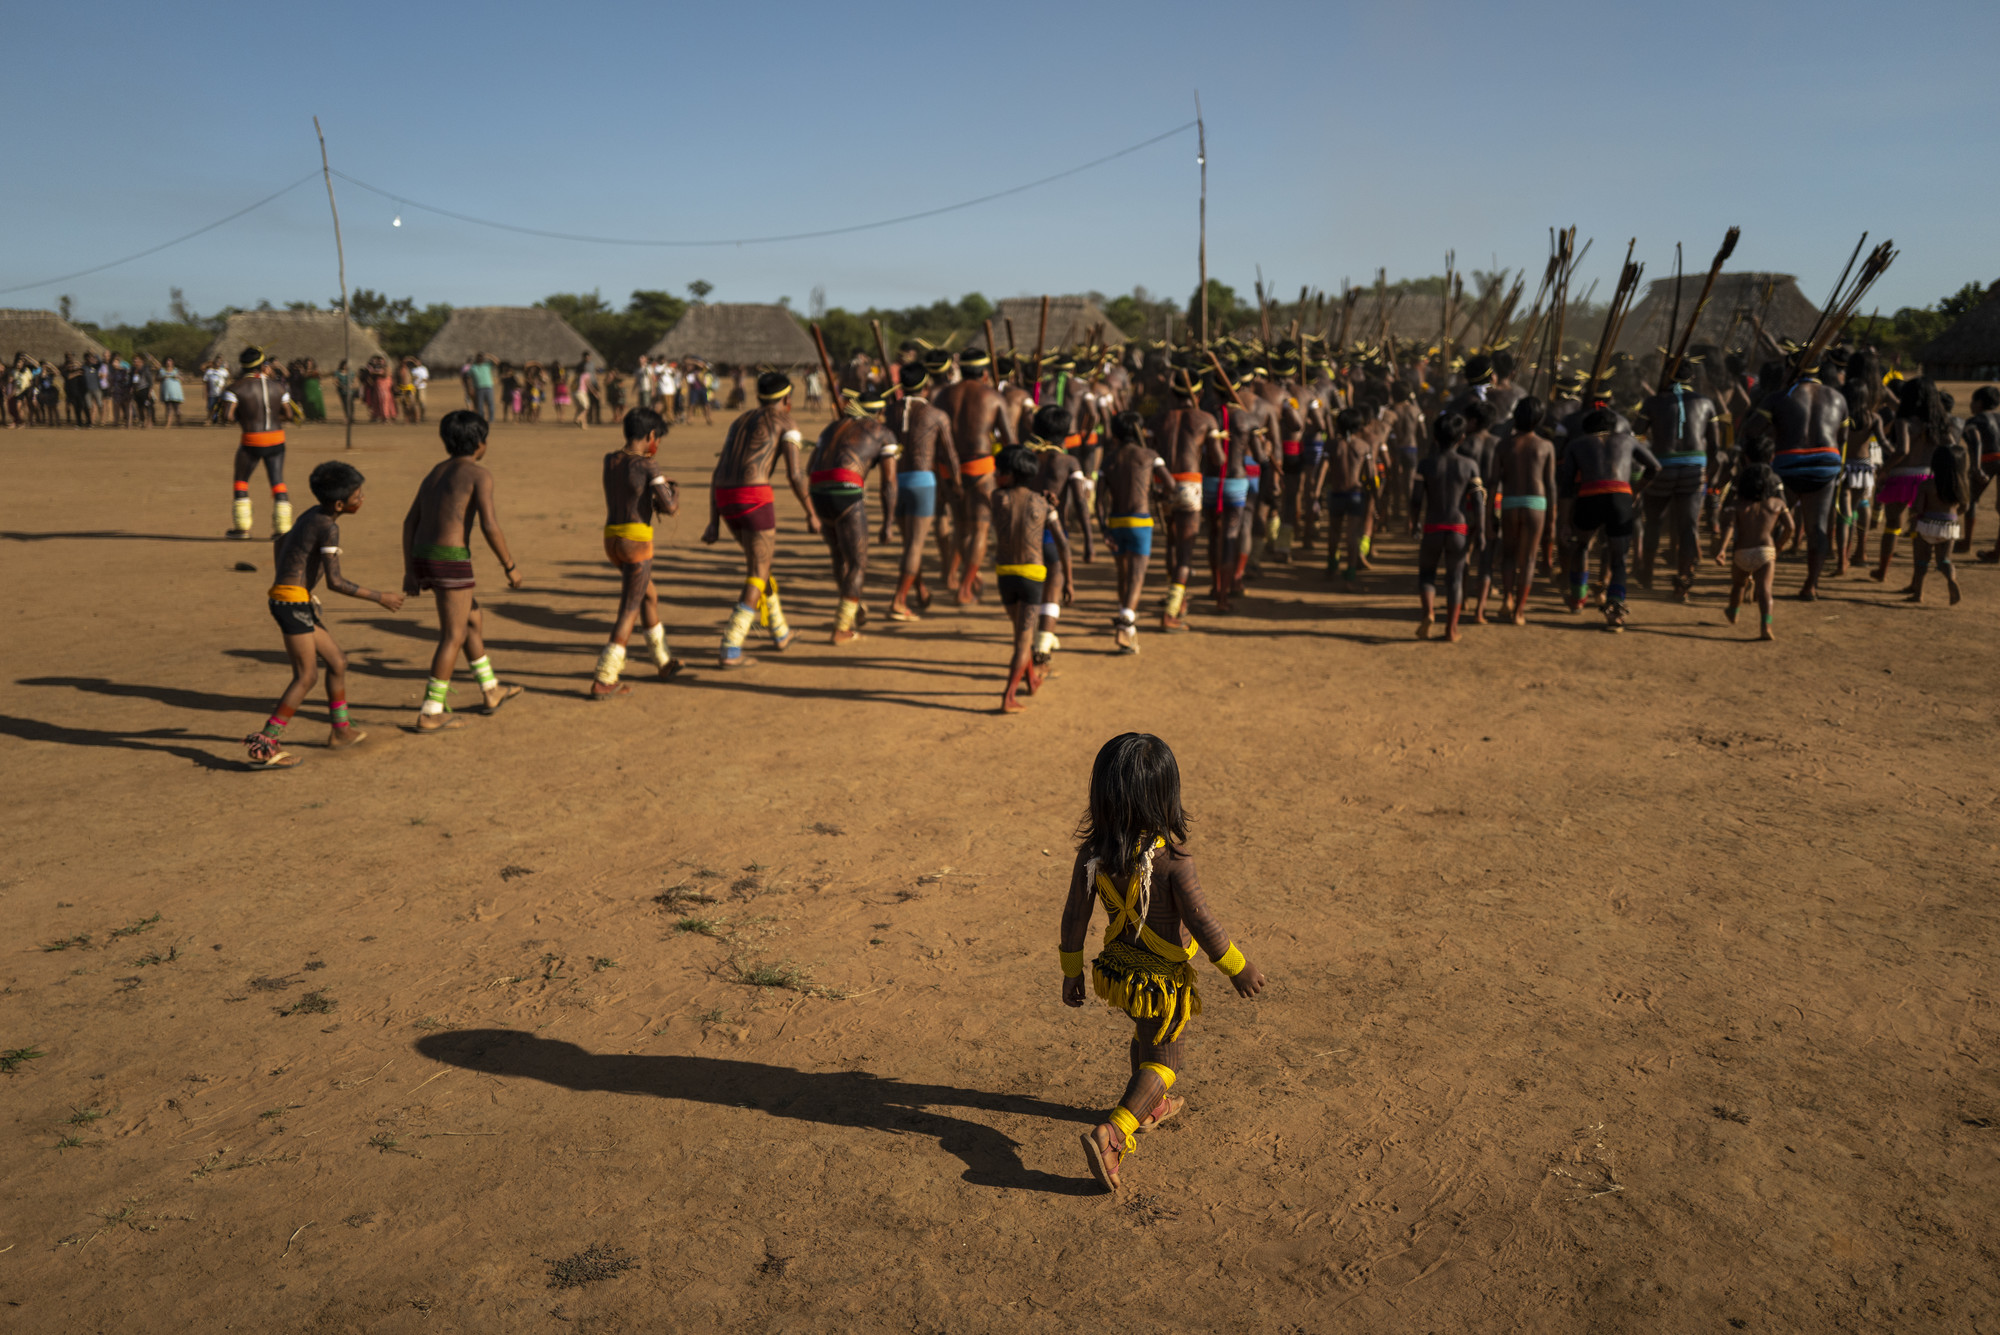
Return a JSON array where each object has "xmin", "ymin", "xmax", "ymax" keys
[{"xmin": 414, "ymin": 1028, "xmax": 1101, "ymax": 1195}]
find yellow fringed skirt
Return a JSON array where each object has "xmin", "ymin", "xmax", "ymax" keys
[{"xmin": 1093, "ymin": 937, "xmax": 1202, "ymax": 1044}]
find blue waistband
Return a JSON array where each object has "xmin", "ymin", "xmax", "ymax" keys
[
  {"xmin": 900, "ymin": 470, "xmax": 936, "ymax": 488},
  {"xmin": 1657, "ymin": 453, "xmax": 1704, "ymax": 467}
]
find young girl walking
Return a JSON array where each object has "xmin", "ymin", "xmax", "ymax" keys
[
  {"xmin": 1905, "ymin": 443, "xmax": 1968, "ymax": 606},
  {"xmin": 1059, "ymin": 733, "xmax": 1265, "ymax": 1193}
]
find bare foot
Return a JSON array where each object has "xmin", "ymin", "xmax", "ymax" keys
[
  {"xmin": 1445, "ymin": 624, "xmax": 1462, "ymax": 643},
  {"xmin": 1510, "ymin": 610, "xmax": 1527, "ymax": 626},
  {"xmin": 719, "ymin": 655, "xmax": 758, "ymax": 670},
  {"xmin": 1902, "ymin": 591, "xmax": 1923, "ymax": 603},
  {"xmin": 658, "ymin": 659, "xmax": 683, "ymax": 680},
  {"xmin": 1759, "ymin": 623, "xmax": 1775, "ymax": 641},
  {"xmin": 1868, "ymin": 567, "xmax": 1887, "ymax": 582},
  {"xmin": 887, "ymin": 606, "xmax": 920, "ymax": 622},
  {"xmin": 1161, "ymin": 613, "xmax": 1189, "ymax": 632},
  {"xmin": 1416, "ymin": 617, "xmax": 1432, "ymax": 640},
  {"xmin": 1000, "ymin": 694, "xmax": 1026, "ymax": 715},
  {"xmin": 831, "ymin": 628, "xmax": 862, "ymax": 645},
  {"xmin": 1725, "ymin": 603, "xmax": 1740, "ymax": 623},
  {"xmin": 326, "ymin": 726, "xmax": 367, "ymax": 749},
  {"xmin": 1948, "ymin": 578, "xmax": 1963, "ymax": 605},
  {"xmin": 588, "ymin": 681, "xmax": 632, "ymax": 701}
]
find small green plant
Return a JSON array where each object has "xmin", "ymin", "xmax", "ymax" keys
[
  {"xmin": 133, "ymin": 946, "xmax": 180, "ymax": 967},
  {"xmin": 675, "ymin": 917, "xmax": 724, "ymax": 937},
  {"xmin": 66, "ymin": 1105, "xmax": 106, "ymax": 1126},
  {"xmin": 1, "ymin": 1046, "xmax": 45, "ymax": 1075},
  {"xmin": 54, "ymin": 1134, "xmax": 85, "ymax": 1152},
  {"xmin": 367, "ymin": 1132, "xmax": 405, "ymax": 1154},
  {"xmin": 696, "ymin": 1008, "xmax": 728, "ymax": 1024},
  {"xmin": 276, "ymin": 991, "xmax": 335, "ymax": 1017},
  {"xmin": 42, "ymin": 934, "xmax": 92, "ymax": 952},
  {"xmin": 736, "ymin": 958, "xmax": 809, "ymax": 990},
  {"xmin": 591, "ymin": 957, "xmax": 617, "ymax": 972},
  {"xmin": 109, "ymin": 914, "xmax": 162, "ymax": 939}
]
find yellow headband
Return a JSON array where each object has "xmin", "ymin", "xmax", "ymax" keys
[{"xmin": 758, "ymin": 385, "xmax": 793, "ymax": 402}]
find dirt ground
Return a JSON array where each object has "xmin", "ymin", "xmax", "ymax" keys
[{"xmin": 1, "ymin": 407, "xmax": 1995, "ymax": 1334}]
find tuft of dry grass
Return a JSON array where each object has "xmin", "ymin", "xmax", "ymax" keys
[
  {"xmin": 546, "ymin": 1244, "xmax": 636, "ymax": 1289},
  {"xmin": 275, "ymin": 991, "xmax": 335, "ymax": 1017}
]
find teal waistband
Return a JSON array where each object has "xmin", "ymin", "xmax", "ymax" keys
[{"xmin": 1657, "ymin": 453, "xmax": 1705, "ymax": 467}]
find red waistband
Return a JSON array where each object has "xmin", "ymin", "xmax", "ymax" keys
[
  {"xmin": 808, "ymin": 467, "xmax": 864, "ymax": 488},
  {"xmin": 1423, "ymin": 522, "xmax": 1468, "ymax": 534},
  {"xmin": 1281, "ymin": 440, "xmax": 1301, "ymax": 456},
  {"xmin": 1776, "ymin": 446, "xmax": 1840, "ymax": 457},
  {"xmin": 714, "ymin": 483, "xmax": 774, "ymax": 507},
  {"xmin": 1579, "ymin": 479, "xmax": 1632, "ymax": 496}
]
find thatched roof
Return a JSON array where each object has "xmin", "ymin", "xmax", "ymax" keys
[
  {"xmin": 1614, "ymin": 272, "xmax": 1821, "ymax": 360},
  {"xmin": 647, "ymin": 303, "xmax": 816, "ymax": 368},
  {"xmin": 0, "ymin": 309, "xmax": 111, "ymax": 362},
  {"xmin": 421, "ymin": 306, "xmax": 602, "ymax": 369},
  {"xmin": 201, "ymin": 310, "xmax": 385, "ymax": 369},
  {"xmin": 1918, "ymin": 281, "xmax": 2000, "ymax": 377},
  {"xmin": 973, "ymin": 297, "xmax": 1128, "ymax": 352}
]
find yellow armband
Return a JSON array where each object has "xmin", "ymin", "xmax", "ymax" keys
[
  {"xmin": 1214, "ymin": 943, "xmax": 1247, "ymax": 976},
  {"xmin": 1059, "ymin": 948, "xmax": 1085, "ymax": 979}
]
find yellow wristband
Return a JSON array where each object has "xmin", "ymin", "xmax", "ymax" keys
[
  {"xmin": 1059, "ymin": 948, "xmax": 1085, "ymax": 979},
  {"xmin": 1214, "ymin": 943, "xmax": 1247, "ymax": 976}
]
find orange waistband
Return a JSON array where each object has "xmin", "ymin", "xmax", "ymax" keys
[
  {"xmin": 1171, "ymin": 471, "xmax": 1202, "ymax": 483},
  {"xmin": 241, "ymin": 430, "xmax": 285, "ymax": 447},
  {"xmin": 960, "ymin": 455, "xmax": 997, "ymax": 478},
  {"xmin": 1579, "ymin": 479, "xmax": 1632, "ymax": 497}
]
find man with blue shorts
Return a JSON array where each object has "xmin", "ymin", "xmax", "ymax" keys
[
  {"xmin": 1101, "ymin": 410, "xmax": 1172, "ymax": 652},
  {"xmin": 883, "ymin": 362, "xmax": 956, "ymax": 621}
]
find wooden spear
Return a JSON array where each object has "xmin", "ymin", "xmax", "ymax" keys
[
  {"xmin": 1661, "ymin": 227, "xmax": 1741, "ymax": 384},
  {"xmin": 1028, "ymin": 295, "xmax": 1050, "ymax": 401},
  {"xmin": 810, "ymin": 323, "xmax": 845, "ymax": 419},
  {"xmin": 872, "ymin": 319, "xmax": 900, "ymax": 401}
]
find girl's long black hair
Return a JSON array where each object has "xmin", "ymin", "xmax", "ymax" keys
[
  {"xmin": 1931, "ymin": 443, "xmax": 1967, "ymax": 507},
  {"xmin": 1076, "ymin": 733, "xmax": 1189, "ymax": 882}
]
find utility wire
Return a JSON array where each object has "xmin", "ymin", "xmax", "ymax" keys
[
  {"xmin": 0, "ymin": 174, "xmax": 321, "ymax": 296},
  {"xmin": 329, "ymin": 120, "xmax": 1200, "ymax": 248},
  {"xmin": 0, "ymin": 118, "xmax": 1197, "ymax": 297}
]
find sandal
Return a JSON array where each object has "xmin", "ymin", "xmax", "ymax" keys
[
  {"xmin": 587, "ymin": 682, "xmax": 632, "ymax": 701},
  {"xmin": 1137, "ymin": 1095, "xmax": 1183, "ymax": 1132},
  {"xmin": 479, "ymin": 683, "xmax": 525, "ymax": 715},
  {"xmin": 413, "ymin": 713, "xmax": 467, "ymax": 733},
  {"xmin": 1079, "ymin": 1125, "xmax": 1122, "ymax": 1193},
  {"xmin": 242, "ymin": 734, "xmax": 301, "ymax": 769}
]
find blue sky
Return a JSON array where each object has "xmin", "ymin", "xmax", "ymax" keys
[{"xmin": 4, "ymin": 0, "xmax": 1994, "ymax": 326}]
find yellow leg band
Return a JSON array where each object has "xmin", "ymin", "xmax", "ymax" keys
[
  {"xmin": 1108, "ymin": 1106, "xmax": 1139, "ymax": 1154},
  {"xmin": 1059, "ymin": 948, "xmax": 1084, "ymax": 979},
  {"xmin": 1215, "ymin": 943, "xmax": 1247, "ymax": 976},
  {"xmin": 1138, "ymin": 1061, "xmax": 1176, "ymax": 1091},
  {"xmin": 1165, "ymin": 582, "xmax": 1186, "ymax": 617}
]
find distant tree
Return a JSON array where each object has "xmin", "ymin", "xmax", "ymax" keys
[
  {"xmin": 687, "ymin": 280, "xmax": 714, "ymax": 302},
  {"xmin": 58, "ymin": 294, "xmax": 73, "ymax": 321}
]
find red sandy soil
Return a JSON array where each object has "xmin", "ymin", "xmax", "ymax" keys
[{"xmin": 1, "ymin": 413, "xmax": 1995, "ymax": 1333}]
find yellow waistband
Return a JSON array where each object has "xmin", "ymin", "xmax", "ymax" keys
[
  {"xmin": 268, "ymin": 584, "xmax": 311, "ymax": 603},
  {"xmin": 604, "ymin": 522, "xmax": 654, "ymax": 541},
  {"xmin": 1108, "ymin": 516, "xmax": 1154, "ymax": 528},
  {"xmin": 996, "ymin": 562, "xmax": 1047, "ymax": 582}
]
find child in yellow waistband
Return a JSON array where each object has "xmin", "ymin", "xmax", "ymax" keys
[
  {"xmin": 244, "ymin": 460, "xmax": 405, "ymax": 769},
  {"xmin": 1059, "ymin": 733, "xmax": 1265, "ymax": 1192},
  {"xmin": 592, "ymin": 407, "xmax": 682, "ymax": 698}
]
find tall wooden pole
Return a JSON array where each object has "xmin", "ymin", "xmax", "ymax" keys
[
  {"xmin": 1195, "ymin": 92, "xmax": 1208, "ymax": 348},
  {"xmin": 313, "ymin": 116, "xmax": 352, "ymax": 451}
]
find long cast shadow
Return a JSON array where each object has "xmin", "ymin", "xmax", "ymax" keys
[
  {"xmin": 16, "ymin": 675, "xmax": 267, "ymax": 714},
  {"xmin": 0, "ymin": 529, "xmax": 230, "ymax": 544},
  {"xmin": 415, "ymin": 1029, "xmax": 1098, "ymax": 1194},
  {"xmin": 0, "ymin": 713, "xmax": 239, "ymax": 769}
]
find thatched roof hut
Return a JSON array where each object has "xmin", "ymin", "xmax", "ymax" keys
[
  {"xmin": 1613, "ymin": 272, "xmax": 1821, "ymax": 361},
  {"xmin": 421, "ymin": 306, "xmax": 602, "ymax": 370},
  {"xmin": 0, "ymin": 309, "xmax": 111, "ymax": 362},
  {"xmin": 647, "ymin": 303, "xmax": 817, "ymax": 368},
  {"xmin": 973, "ymin": 297, "xmax": 1127, "ymax": 352},
  {"xmin": 201, "ymin": 310, "xmax": 385, "ymax": 370},
  {"xmin": 1919, "ymin": 281, "xmax": 2000, "ymax": 381}
]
